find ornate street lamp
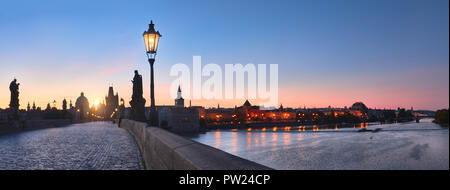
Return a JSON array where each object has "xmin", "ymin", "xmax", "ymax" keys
[{"xmin": 143, "ymin": 20, "xmax": 161, "ymax": 126}]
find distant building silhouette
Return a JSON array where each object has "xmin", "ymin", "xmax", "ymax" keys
[
  {"xmin": 175, "ymin": 85, "xmax": 184, "ymax": 107},
  {"xmin": 52, "ymin": 100, "xmax": 57, "ymax": 109},
  {"xmin": 350, "ymin": 102, "xmax": 369, "ymax": 113},
  {"xmin": 243, "ymin": 100, "xmax": 251, "ymax": 107},
  {"xmin": 157, "ymin": 87, "xmax": 200, "ymax": 133},
  {"xmin": 75, "ymin": 92, "xmax": 89, "ymax": 120},
  {"xmin": 105, "ymin": 86, "xmax": 119, "ymax": 119},
  {"xmin": 62, "ymin": 98, "xmax": 67, "ymax": 110}
]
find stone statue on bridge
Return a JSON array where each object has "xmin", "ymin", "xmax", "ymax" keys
[
  {"xmin": 9, "ymin": 78, "xmax": 20, "ymax": 120},
  {"xmin": 129, "ymin": 70, "xmax": 146, "ymax": 121}
]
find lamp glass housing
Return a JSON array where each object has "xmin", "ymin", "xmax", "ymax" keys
[
  {"xmin": 143, "ymin": 32, "xmax": 160, "ymax": 54},
  {"xmin": 143, "ymin": 20, "xmax": 161, "ymax": 58}
]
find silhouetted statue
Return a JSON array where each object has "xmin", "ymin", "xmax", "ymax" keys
[
  {"xmin": 9, "ymin": 79, "xmax": 20, "ymax": 109},
  {"xmin": 9, "ymin": 79, "xmax": 20, "ymax": 120},
  {"xmin": 129, "ymin": 70, "xmax": 146, "ymax": 121}
]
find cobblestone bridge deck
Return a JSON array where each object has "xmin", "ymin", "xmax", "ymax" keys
[{"xmin": 0, "ymin": 122, "xmax": 143, "ymax": 170}]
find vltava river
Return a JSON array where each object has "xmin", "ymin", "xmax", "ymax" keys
[{"xmin": 190, "ymin": 118, "xmax": 448, "ymax": 170}]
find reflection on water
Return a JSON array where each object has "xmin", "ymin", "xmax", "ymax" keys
[
  {"xmin": 312, "ymin": 125, "xmax": 319, "ymax": 131},
  {"xmin": 261, "ymin": 133, "xmax": 266, "ymax": 147},
  {"xmin": 246, "ymin": 132, "xmax": 251, "ymax": 151},
  {"xmin": 231, "ymin": 132, "xmax": 237, "ymax": 153},
  {"xmin": 214, "ymin": 131, "xmax": 221, "ymax": 148},
  {"xmin": 190, "ymin": 119, "xmax": 449, "ymax": 170},
  {"xmin": 283, "ymin": 133, "xmax": 290, "ymax": 146}
]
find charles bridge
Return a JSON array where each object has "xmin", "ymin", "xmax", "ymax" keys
[
  {"xmin": 0, "ymin": 20, "xmax": 270, "ymax": 170},
  {"xmin": 0, "ymin": 122, "xmax": 144, "ymax": 170},
  {"xmin": 0, "ymin": 120, "xmax": 270, "ymax": 170}
]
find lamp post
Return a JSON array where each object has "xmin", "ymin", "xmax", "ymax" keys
[{"xmin": 143, "ymin": 20, "xmax": 161, "ymax": 126}]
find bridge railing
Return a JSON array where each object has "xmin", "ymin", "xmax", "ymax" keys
[
  {"xmin": 119, "ymin": 119, "xmax": 272, "ymax": 170},
  {"xmin": 0, "ymin": 119, "xmax": 72, "ymax": 135}
]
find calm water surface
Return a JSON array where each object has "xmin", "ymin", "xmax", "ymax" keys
[{"xmin": 190, "ymin": 118, "xmax": 448, "ymax": 170}]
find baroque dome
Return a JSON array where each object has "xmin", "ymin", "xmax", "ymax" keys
[
  {"xmin": 75, "ymin": 92, "xmax": 89, "ymax": 110},
  {"xmin": 350, "ymin": 102, "xmax": 368, "ymax": 112}
]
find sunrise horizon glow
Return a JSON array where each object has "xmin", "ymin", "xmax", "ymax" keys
[{"xmin": 0, "ymin": 0, "xmax": 448, "ymax": 111}]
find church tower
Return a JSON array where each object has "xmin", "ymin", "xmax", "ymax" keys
[
  {"xmin": 175, "ymin": 85, "xmax": 184, "ymax": 107},
  {"xmin": 105, "ymin": 86, "xmax": 119, "ymax": 119},
  {"xmin": 62, "ymin": 98, "xmax": 67, "ymax": 110}
]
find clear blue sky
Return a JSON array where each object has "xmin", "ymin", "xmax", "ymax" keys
[{"xmin": 0, "ymin": 0, "xmax": 448, "ymax": 110}]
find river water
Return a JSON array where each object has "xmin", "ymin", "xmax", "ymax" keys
[{"xmin": 190, "ymin": 118, "xmax": 448, "ymax": 170}]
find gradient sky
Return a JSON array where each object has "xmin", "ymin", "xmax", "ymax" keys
[{"xmin": 0, "ymin": 0, "xmax": 448, "ymax": 110}]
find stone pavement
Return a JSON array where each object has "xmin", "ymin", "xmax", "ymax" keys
[{"xmin": 0, "ymin": 121, "xmax": 143, "ymax": 170}]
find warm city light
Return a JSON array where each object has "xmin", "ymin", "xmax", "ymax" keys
[{"xmin": 93, "ymin": 100, "xmax": 99, "ymax": 108}]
